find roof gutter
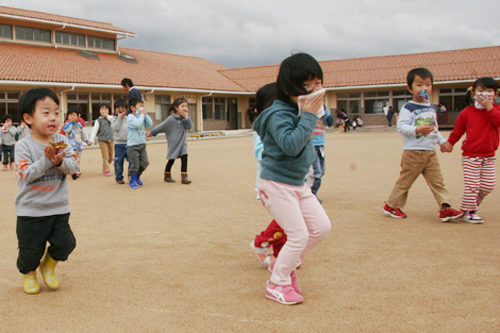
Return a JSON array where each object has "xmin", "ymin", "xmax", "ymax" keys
[
  {"xmin": 0, "ymin": 13, "xmax": 136, "ymax": 37},
  {"xmin": 0, "ymin": 81, "xmax": 255, "ymax": 94},
  {"xmin": 59, "ymin": 84, "xmax": 76, "ymax": 123},
  {"xmin": 323, "ymin": 78, "xmax": 500, "ymax": 91},
  {"xmin": 53, "ymin": 24, "xmax": 66, "ymax": 49}
]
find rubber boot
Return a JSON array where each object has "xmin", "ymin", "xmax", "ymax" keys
[
  {"xmin": 181, "ymin": 172, "xmax": 191, "ymax": 184},
  {"xmin": 164, "ymin": 172, "xmax": 175, "ymax": 183},
  {"xmin": 136, "ymin": 173, "xmax": 143, "ymax": 186},
  {"xmin": 39, "ymin": 253, "xmax": 60, "ymax": 290},
  {"xmin": 129, "ymin": 174, "xmax": 139, "ymax": 189},
  {"xmin": 23, "ymin": 271, "xmax": 40, "ymax": 294}
]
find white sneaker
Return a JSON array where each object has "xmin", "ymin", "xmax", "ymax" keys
[{"xmin": 467, "ymin": 213, "xmax": 483, "ymax": 224}]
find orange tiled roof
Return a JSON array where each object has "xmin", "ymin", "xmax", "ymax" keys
[
  {"xmin": 0, "ymin": 43, "xmax": 246, "ymax": 92},
  {"xmin": 0, "ymin": 5, "xmax": 134, "ymax": 35},
  {"xmin": 219, "ymin": 46, "xmax": 500, "ymax": 91}
]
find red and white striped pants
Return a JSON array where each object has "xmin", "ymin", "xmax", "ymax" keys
[{"xmin": 461, "ymin": 156, "xmax": 496, "ymax": 212}]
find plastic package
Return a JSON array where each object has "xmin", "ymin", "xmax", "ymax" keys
[{"xmin": 298, "ymin": 88, "xmax": 326, "ymax": 117}]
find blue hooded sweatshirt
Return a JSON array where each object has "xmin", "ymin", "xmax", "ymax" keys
[{"xmin": 252, "ymin": 99, "xmax": 318, "ymax": 186}]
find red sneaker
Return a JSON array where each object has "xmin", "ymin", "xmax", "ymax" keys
[
  {"xmin": 383, "ymin": 204, "xmax": 407, "ymax": 218},
  {"xmin": 439, "ymin": 208, "xmax": 464, "ymax": 222}
]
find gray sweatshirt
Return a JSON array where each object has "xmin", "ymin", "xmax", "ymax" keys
[
  {"xmin": 111, "ymin": 116, "xmax": 128, "ymax": 144},
  {"xmin": 149, "ymin": 114, "xmax": 192, "ymax": 159},
  {"xmin": 15, "ymin": 134, "xmax": 79, "ymax": 217},
  {"xmin": 1, "ymin": 126, "xmax": 17, "ymax": 145}
]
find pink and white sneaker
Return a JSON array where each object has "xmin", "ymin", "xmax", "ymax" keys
[
  {"xmin": 268, "ymin": 259, "xmax": 301, "ymax": 294},
  {"xmin": 250, "ymin": 241, "xmax": 275, "ymax": 266},
  {"xmin": 265, "ymin": 281, "xmax": 303, "ymax": 305}
]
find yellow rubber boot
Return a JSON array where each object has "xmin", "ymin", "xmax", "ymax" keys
[
  {"xmin": 23, "ymin": 271, "xmax": 40, "ymax": 294},
  {"xmin": 39, "ymin": 253, "xmax": 60, "ymax": 290}
]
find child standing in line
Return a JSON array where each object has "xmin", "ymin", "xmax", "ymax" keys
[
  {"xmin": 17, "ymin": 119, "xmax": 31, "ymax": 141},
  {"xmin": 88, "ymin": 103, "xmax": 114, "ymax": 176},
  {"xmin": 111, "ymin": 99, "xmax": 129, "ymax": 185},
  {"xmin": 127, "ymin": 97, "xmax": 153, "ymax": 189},
  {"xmin": 311, "ymin": 105, "xmax": 334, "ymax": 203},
  {"xmin": 15, "ymin": 87, "xmax": 79, "ymax": 294},
  {"xmin": 444, "ymin": 77, "xmax": 500, "ymax": 223},
  {"xmin": 63, "ymin": 106, "xmax": 89, "ymax": 180},
  {"xmin": 382, "ymin": 67, "xmax": 463, "ymax": 222},
  {"xmin": 253, "ymin": 53, "xmax": 331, "ymax": 305},
  {"xmin": 146, "ymin": 97, "xmax": 193, "ymax": 184},
  {"xmin": 1, "ymin": 114, "xmax": 17, "ymax": 171},
  {"xmin": 248, "ymin": 83, "xmax": 286, "ymax": 266}
]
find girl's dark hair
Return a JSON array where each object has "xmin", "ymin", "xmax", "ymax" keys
[
  {"xmin": 19, "ymin": 88, "xmax": 59, "ymax": 118},
  {"xmin": 2, "ymin": 114, "xmax": 13, "ymax": 122},
  {"xmin": 169, "ymin": 97, "xmax": 188, "ymax": 114},
  {"xmin": 276, "ymin": 53, "xmax": 323, "ymax": 106},
  {"xmin": 248, "ymin": 83, "xmax": 276, "ymax": 123},
  {"xmin": 465, "ymin": 77, "xmax": 499, "ymax": 106}
]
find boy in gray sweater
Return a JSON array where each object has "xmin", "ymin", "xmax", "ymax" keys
[
  {"xmin": 111, "ymin": 99, "xmax": 129, "ymax": 184},
  {"xmin": 15, "ymin": 88, "xmax": 79, "ymax": 294},
  {"xmin": 1, "ymin": 114, "xmax": 17, "ymax": 171}
]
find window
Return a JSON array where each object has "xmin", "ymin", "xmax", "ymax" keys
[
  {"xmin": 88, "ymin": 36, "xmax": 115, "ymax": 50},
  {"xmin": 155, "ymin": 95, "xmax": 171, "ymax": 120},
  {"xmin": 16, "ymin": 26, "xmax": 51, "ymax": 43},
  {"xmin": 337, "ymin": 92, "xmax": 361, "ymax": 115},
  {"xmin": 55, "ymin": 31, "xmax": 85, "ymax": 47},
  {"xmin": 214, "ymin": 97, "xmax": 226, "ymax": 120},
  {"xmin": 91, "ymin": 94, "xmax": 111, "ymax": 121},
  {"xmin": 0, "ymin": 91, "xmax": 20, "ymax": 121},
  {"xmin": 393, "ymin": 90, "xmax": 413, "ymax": 112},
  {"xmin": 439, "ymin": 87, "xmax": 468, "ymax": 112},
  {"xmin": 364, "ymin": 91, "xmax": 389, "ymax": 114},
  {"xmin": 0, "ymin": 24, "xmax": 12, "ymax": 39},
  {"xmin": 202, "ymin": 97, "xmax": 213, "ymax": 119},
  {"xmin": 67, "ymin": 93, "xmax": 89, "ymax": 121}
]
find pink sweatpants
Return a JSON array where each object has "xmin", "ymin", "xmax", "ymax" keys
[
  {"xmin": 258, "ymin": 179, "xmax": 331, "ymax": 286},
  {"xmin": 461, "ymin": 156, "xmax": 496, "ymax": 212}
]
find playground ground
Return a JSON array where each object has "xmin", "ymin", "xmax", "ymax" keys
[{"xmin": 1, "ymin": 131, "xmax": 499, "ymax": 332}]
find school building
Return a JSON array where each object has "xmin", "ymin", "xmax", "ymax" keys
[{"xmin": 1, "ymin": 5, "xmax": 499, "ymax": 131}]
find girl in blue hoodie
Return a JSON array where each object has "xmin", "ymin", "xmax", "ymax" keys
[{"xmin": 252, "ymin": 53, "xmax": 331, "ymax": 305}]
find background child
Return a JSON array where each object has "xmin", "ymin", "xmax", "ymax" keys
[
  {"xmin": 111, "ymin": 98, "xmax": 129, "ymax": 185},
  {"xmin": 444, "ymin": 77, "xmax": 500, "ymax": 223},
  {"xmin": 253, "ymin": 53, "xmax": 331, "ymax": 305},
  {"xmin": 248, "ymin": 83, "xmax": 286, "ymax": 266},
  {"xmin": 63, "ymin": 106, "xmax": 89, "ymax": 180},
  {"xmin": 15, "ymin": 87, "xmax": 79, "ymax": 294},
  {"xmin": 1, "ymin": 114, "xmax": 17, "ymax": 171},
  {"xmin": 146, "ymin": 97, "xmax": 193, "ymax": 184},
  {"xmin": 382, "ymin": 67, "xmax": 462, "ymax": 222},
  {"xmin": 17, "ymin": 119, "xmax": 31, "ymax": 141},
  {"xmin": 88, "ymin": 103, "xmax": 114, "ymax": 176},
  {"xmin": 311, "ymin": 105, "xmax": 334, "ymax": 202},
  {"xmin": 127, "ymin": 97, "xmax": 153, "ymax": 189}
]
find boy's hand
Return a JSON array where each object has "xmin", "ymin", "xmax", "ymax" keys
[
  {"xmin": 87, "ymin": 141, "xmax": 93, "ymax": 146},
  {"xmin": 416, "ymin": 123, "xmax": 435, "ymax": 135},
  {"xmin": 180, "ymin": 110, "xmax": 189, "ymax": 119},
  {"xmin": 440, "ymin": 141, "xmax": 453, "ymax": 153},
  {"xmin": 145, "ymin": 131, "xmax": 152, "ymax": 138},
  {"xmin": 45, "ymin": 145, "xmax": 66, "ymax": 166},
  {"xmin": 118, "ymin": 111, "xmax": 126, "ymax": 119}
]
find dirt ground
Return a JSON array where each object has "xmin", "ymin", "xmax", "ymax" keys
[{"xmin": 1, "ymin": 131, "xmax": 500, "ymax": 332}]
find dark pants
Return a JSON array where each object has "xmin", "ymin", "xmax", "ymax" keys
[
  {"xmin": 127, "ymin": 144, "xmax": 149, "ymax": 176},
  {"xmin": 311, "ymin": 146, "xmax": 326, "ymax": 195},
  {"xmin": 114, "ymin": 143, "xmax": 129, "ymax": 181},
  {"xmin": 16, "ymin": 213, "xmax": 76, "ymax": 274},
  {"xmin": 165, "ymin": 154, "xmax": 188, "ymax": 173},
  {"xmin": 2, "ymin": 144, "xmax": 14, "ymax": 165}
]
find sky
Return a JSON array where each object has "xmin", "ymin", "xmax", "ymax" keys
[{"xmin": 3, "ymin": 0, "xmax": 500, "ymax": 68}]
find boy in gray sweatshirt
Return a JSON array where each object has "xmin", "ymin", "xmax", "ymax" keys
[
  {"xmin": 15, "ymin": 88, "xmax": 79, "ymax": 294},
  {"xmin": 1, "ymin": 114, "xmax": 17, "ymax": 170},
  {"xmin": 111, "ymin": 99, "xmax": 129, "ymax": 184}
]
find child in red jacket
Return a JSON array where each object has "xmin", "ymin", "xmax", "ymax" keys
[{"xmin": 444, "ymin": 77, "xmax": 500, "ymax": 223}]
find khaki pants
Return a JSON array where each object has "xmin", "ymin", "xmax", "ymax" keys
[
  {"xmin": 99, "ymin": 141, "xmax": 114, "ymax": 173},
  {"xmin": 387, "ymin": 150, "xmax": 451, "ymax": 209}
]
